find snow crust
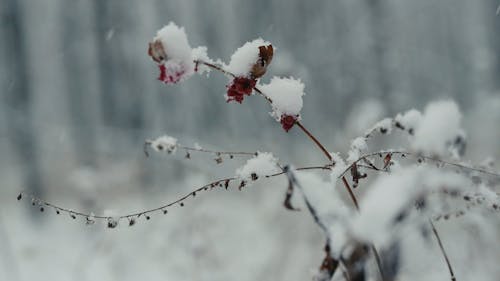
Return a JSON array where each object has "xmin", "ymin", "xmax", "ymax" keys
[
  {"xmin": 411, "ymin": 101, "xmax": 462, "ymax": 156},
  {"xmin": 236, "ymin": 152, "xmax": 280, "ymax": 181},
  {"xmin": 153, "ymin": 22, "xmax": 212, "ymax": 82},
  {"xmin": 351, "ymin": 166, "xmax": 467, "ymax": 246},
  {"xmin": 227, "ymin": 38, "xmax": 271, "ymax": 77},
  {"xmin": 150, "ymin": 135, "xmax": 178, "ymax": 154},
  {"xmin": 259, "ymin": 77, "xmax": 305, "ymax": 121},
  {"xmin": 347, "ymin": 137, "xmax": 368, "ymax": 162},
  {"xmin": 394, "ymin": 109, "xmax": 422, "ymax": 132}
]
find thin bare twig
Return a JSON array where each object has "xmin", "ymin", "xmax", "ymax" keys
[
  {"xmin": 430, "ymin": 220, "xmax": 457, "ymax": 281},
  {"xmin": 144, "ymin": 140, "xmax": 256, "ymax": 158},
  {"xmin": 338, "ymin": 150, "xmax": 500, "ymax": 180},
  {"xmin": 17, "ymin": 164, "xmax": 333, "ymax": 224}
]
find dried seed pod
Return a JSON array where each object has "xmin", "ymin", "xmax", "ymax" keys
[
  {"xmin": 107, "ymin": 218, "xmax": 118, "ymax": 228},
  {"xmin": 148, "ymin": 40, "xmax": 167, "ymax": 63},
  {"xmin": 250, "ymin": 45, "xmax": 273, "ymax": 79},
  {"xmin": 214, "ymin": 156, "xmax": 223, "ymax": 164},
  {"xmin": 86, "ymin": 217, "xmax": 95, "ymax": 225},
  {"xmin": 239, "ymin": 181, "xmax": 246, "ymax": 190}
]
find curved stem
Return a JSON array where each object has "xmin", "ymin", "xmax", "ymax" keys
[
  {"xmin": 19, "ymin": 164, "xmax": 333, "ymax": 221},
  {"xmin": 430, "ymin": 220, "xmax": 457, "ymax": 281},
  {"xmin": 295, "ymin": 121, "xmax": 332, "ymax": 161}
]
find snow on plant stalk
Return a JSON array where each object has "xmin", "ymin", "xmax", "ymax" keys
[
  {"xmin": 149, "ymin": 135, "xmax": 178, "ymax": 154},
  {"xmin": 225, "ymin": 39, "xmax": 273, "ymax": 103},
  {"xmin": 411, "ymin": 100, "xmax": 464, "ymax": 157},
  {"xmin": 259, "ymin": 77, "xmax": 305, "ymax": 132},
  {"xmin": 236, "ymin": 152, "xmax": 281, "ymax": 183},
  {"xmin": 148, "ymin": 22, "xmax": 211, "ymax": 84}
]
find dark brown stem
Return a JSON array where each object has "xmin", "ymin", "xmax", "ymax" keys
[
  {"xmin": 194, "ymin": 59, "xmax": 383, "ymax": 278},
  {"xmin": 18, "ymin": 164, "xmax": 333, "ymax": 222},
  {"xmin": 295, "ymin": 121, "xmax": 332, "ymax": 161},
  {"xmin": 430, "ymin": 220, "xmax": 457, "ymax": 281},
  {"xmin": 195, "ymin": 60, "xmax": 235, "ymax": 78},
  {"xmin": 342, "ymin": 177, "xmax": 359, "ymax": 210}
]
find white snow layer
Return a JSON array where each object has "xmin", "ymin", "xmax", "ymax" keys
[
  {"xmin": 191, "ymin": 46, "xmax": 212, "ymax": 74},
  {"xmin": 394, "ymin": 109, "xmax": 422, "ymax": 132},
  {"xmin": 411, "ymin": 100, "xmax": 462, "ymax": 156},
  {"xmin": 227, "ymin": 38, "xmax": 271, "ymax": 77},
  {"xmin": 236, "ymin": 152, "xmax": 280, "ymax": 181},
  {"xmin": 154, "ymin": 22, "xmax": 193, "ymax": 66},
  {"xmin": 259, "ymin": 77, "xmax": 305, "ymax": 120},
  {"xmin": 154, "ymin": 22, "xmax": 211, "ymax": 77},
  {"xmin": 347, "ymin": 137, "xmax": 368, "ymax": 162},
  {"xmin": 150, "ymin": 135, "xmax": 178, "ymax": 154},
  {"xmin": 351, "ymin": 166, "xmax": 468, "ymax": 246}
]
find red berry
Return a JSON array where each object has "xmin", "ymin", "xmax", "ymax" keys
[
  {"xmin": 157, "ymin": 63, "xmax": 187, "ymax": 84},
  {"xmin": 226, "ymin": 77, "xmax": 256, "ymax": 103},
  {"xmin": 280, "ymin": 114, "xmax": 297, "ymax": 132}
]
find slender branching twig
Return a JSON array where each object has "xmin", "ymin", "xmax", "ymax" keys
[
  {"xmin": 338, "ymin": 150, "xmax": 500, "ymax": 180},
  {"xmin": 17, "ymin": 164, "xmax": 333, "ymax": 226},
  {"xmin": 144, "ymin": 140, "xmax": 257, "ymax": 158}
]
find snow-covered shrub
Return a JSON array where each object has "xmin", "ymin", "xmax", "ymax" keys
[{"xmin": 18, "ymin": 22, "xmax": 500, "ymax": 281}]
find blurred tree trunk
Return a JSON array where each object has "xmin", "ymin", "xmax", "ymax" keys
[
  {"xmin": 93, "ymin": 0, "xmax": 144, "ymax": 140},
  {"xmin": 60, "ymin": 1, "xmax": 97, "ymax": 166},
  {"xmin": 1, "ymin": 0, "xmax": 44, "ymax": 197}
]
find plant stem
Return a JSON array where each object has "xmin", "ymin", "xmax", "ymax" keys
[
  {"xmin": 430, "ymin": 220, "xmax": 457, "ymax": 281},
  {"xmin": 194, "ymin": 59, "xmax": 383, "ymax": 277},
  {"xmin": 295, "ymin": 121, "xmax": 332, "ymax": 161}
]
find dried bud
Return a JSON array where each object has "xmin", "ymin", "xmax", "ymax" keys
[
  {"xmin": 86, "ymin": 217, "xmax": 95, "ymax": 225},
  {"xmin": 215, "ymin": 156, "xmax": 223, "ymax": 164},
  {"xmin": 107, "ymin": 218, "xmax": 118, "ymax": 228},
  {"xmin": 148, "ymin": 40, "xmax": 167, "ymax": 63},
  {"xmin": 251, "ymin": 45, "xmax": 273, "ymax": 79}
]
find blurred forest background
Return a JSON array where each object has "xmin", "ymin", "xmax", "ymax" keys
[{"xmin": 1, "ymin": 1, "xmax": 499, "ymax": 281}]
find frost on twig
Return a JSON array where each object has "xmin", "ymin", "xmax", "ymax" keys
[
  {"xmin": 144, "ymin": 134, "xmax": 257, "ymax": 160},
  {"xmin": 235, "ymin": 152, "xmax": 281, "ymax": 185}
]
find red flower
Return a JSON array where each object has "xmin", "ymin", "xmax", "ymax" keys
[
  {"xmin": 226, "ymin": 77, "xmax": 256, "ymax": 103},
  {"xmin": 280, "ymin": 114, "xmax": 298, "ymax": 132},
  {"xmin": 157, "ymin": 63, "xmax": 187, "ymax": 84}
]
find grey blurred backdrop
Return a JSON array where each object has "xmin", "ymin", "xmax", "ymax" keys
[{"xmin": 1, "ymin": 1, "xmax": 499, "ymax": 281}]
